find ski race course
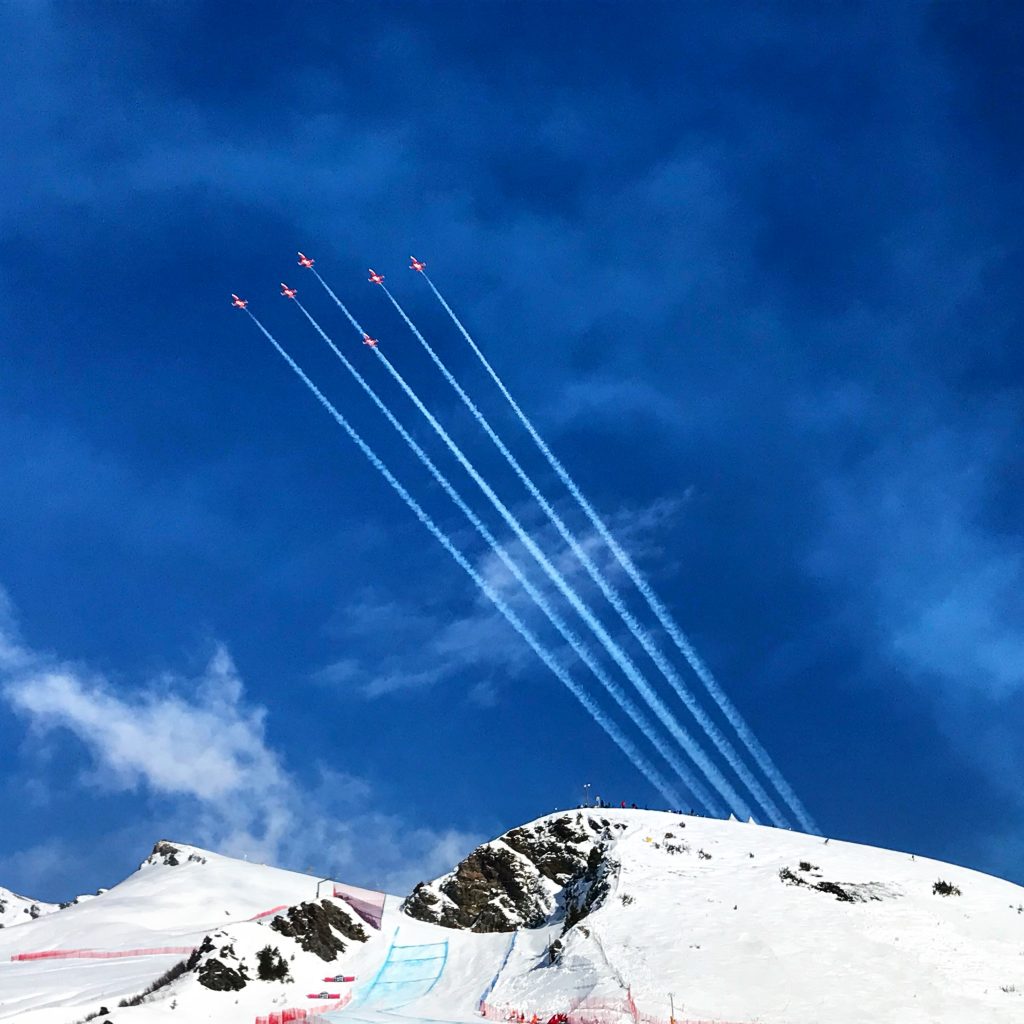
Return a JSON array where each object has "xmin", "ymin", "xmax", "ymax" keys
[{"xmin": 4, "ymin": 811, "xmax": 1024, "ymax": 1024}]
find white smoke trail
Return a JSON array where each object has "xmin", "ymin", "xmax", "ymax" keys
[
  {"xmin": 292, "ymin": 296, "xmax": 715, "ymax": 812},
  {"xmin": 311, "ymin": 268, "xmax": 372, "ymax": 336},
  {"xmin": 369, "ymin": 281, "xmax": 753, "ymax": 821},
  {"xmin": 372, "ymin": 344, "xmax": 734, "ymax": 817},
  {"xmin": 421, "ymin": 273, "xmax": 819, "ymax": 834},
  {"xmin": 309, "ymin": 270, "xmax": 740, "ymax": 816},
  {"xmin": 290, "ymin": 298, "xmax": 697, "ymax": 809},
  {"xmin": 242, "ymin": 308, "xmax": 682, "ymax": 806}
]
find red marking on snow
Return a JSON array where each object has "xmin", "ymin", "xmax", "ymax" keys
[
  {"xmin": 248, "ymin": 903, "xmax": 290, "ymax": 921},
  {"xmin": 11, "ymin": 946, "xmax": 195, "ymax": 962},
  {"xmin": 255, "ymin": 993, "xmax": 351, "ymax": 1024},
  {"xmin": 479, "ymin": 997, "xmax": 755, "ymax": 1024}
]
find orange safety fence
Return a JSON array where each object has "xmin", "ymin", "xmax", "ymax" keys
[
  {"xmin": 11, "ymin": 946, "xmax": 196, "ymax": 962},
  {"xmin": 249, "ymin": 904, "xmax": 291, "ymax": 921},
  {"xmin": 254, "ymin": 991, "xmax": 352, "ymax": 1024},
  {"xmin": 479, "ymin": 994, "xmax": 754, "ymax": 1024}
]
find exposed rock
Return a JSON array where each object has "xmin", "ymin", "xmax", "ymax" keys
[
  {"xmin": 563, "ymin": 845, "xmax": 616, "ymax": 931},
  {"xmin": 504, "ymin": 816, "xmax": 593, "ymax": 884},
  {"xmin": 0, "ymin": 886, "xmax": 57, "ymax": 924},
  {"xmin": 187, "ymin": 934, "xmax": 216, "ymax": 970},
  {"xmin": 780, "ymin": 866, "xmax": 895, "ymax": 904},
  {"xmin": 196, "ymin": 955, "xmax": 248, "ymax": 992},
  {"xmin": 146, "ymin": 842, "xmax": 181, "ymax": 867},
  {"xmin": 188, "ymin": 935, "xmax": 249, "ymax": 992},
  {"xmin": 270, "ymin": 899, "xmax": 368, "ymax": 961},
  {"xmin": 403, "ymin": 812, "xmax": 620, "ymax": 934},
  {"xmin": 406, "ymin": 843, "xmax": 552, "ymax": 932}
]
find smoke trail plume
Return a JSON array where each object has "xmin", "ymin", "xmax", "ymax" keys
[
  {"xmin": 288, "ymin": 299, "xmax": 720, "ymax": 815},
  {"xmin": 242, "ymin": 307, "xmax": 681, "ymax": 805},
  {"xmin": 371, "ymin": 281, "xmax": 753, "ymax": 821},
  {"xmin": 420, "ymin": 272, "xmax": 819, "ymax": 834},
  {"xmin": 290, "ymin": 297, "xmax": 694, "ymax": 809}
]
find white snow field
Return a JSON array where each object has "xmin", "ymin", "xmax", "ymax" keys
[
  {"xmin": 2, "ymin": 812, "xmax": 1023, "ymax": 1024},
  {"xmin": 0, "ymin": 886, "xmax": 59, "ymax": 930}
]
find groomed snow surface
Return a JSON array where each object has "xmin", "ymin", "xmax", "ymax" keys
[{"xmin": 2, "ymin": 811, "xmax": 1023, "ymax": 1024}]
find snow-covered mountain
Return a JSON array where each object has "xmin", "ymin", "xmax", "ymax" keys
[
  {"xmin": 0, "ymin": 886, "xmax": 58, "ymax": 930},
  {"xmin": 2, "ymin": 813, "xmax": 1023, "ymax": 1024}
]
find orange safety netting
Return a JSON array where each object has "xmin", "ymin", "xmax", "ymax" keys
[
  {"xmin": 254, "ymin": 991, "xmax": 352, "ymax": 1024},
  {"xmin": 249, "ymin": 904, "xmax": 291, "ymax": 921},
  {"xmin": 479, "ymin": 993, "xmax": 754, "ymax": 1024},
  {"xmin": 11, "ymin": 947, "xmax": 195, "ymax": 962}
]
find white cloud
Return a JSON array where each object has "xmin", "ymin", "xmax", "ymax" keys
[
  {"xmin": 0, "ymin": 586, "xmax": 33, "ymax": 674},
  {"xmin": 317, "ymin": 495, "xmax": 692, "ymax": 704},
  {"xmin": 6, "ymin": 648, "xmax": 284, "ymax": 802},
  {"xmin": 811, "ymin": 425, "xmax": 1024, "ymax": 703},
  {"xmin": 807, "ymin": 420, "xmax": 1024, "ymax": 858},
  {"xmin": 0, "ymin": 603, "xmax": 480, "ymax": 894}
]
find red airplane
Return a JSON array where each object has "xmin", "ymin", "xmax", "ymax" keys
[
  {"xmin": 410, "ymin": 257, "xmax": 426, "ymax": 273},
  {"xmin": 231, "ymin": 294, "xmax": 248, "ymax": 309},
  {"xmin": 368, "ymin": 268, "xmax": 385, "ymax": 285},
  {"xmin": 297, "ymin": 252, "xmax": 314, "ymax": 268},
  {"xmin": 362, "ymin": 334, "xmax": 379, "ymax": 348},
  {"xmin": 280, "ymin": 283, "xmax": 297, "ymax": 299}
]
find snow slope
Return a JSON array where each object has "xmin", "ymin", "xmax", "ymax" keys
[
  {"xmin": 0, "ymin": 841, "xmax": 344, "ymax": 1024},
  {"xmin": 486, "ymin": 811, "xmax": 1024, "ymax": 1023},
  {"xmin": 0, "ymin": 886, "xmax": 58, "ymax": 930},
  {"xmin": 2, "ymin": 814, "xmax": 1024, "ymax": 1024}
]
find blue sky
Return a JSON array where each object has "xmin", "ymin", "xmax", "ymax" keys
[{"xmin": 1, "ymin": 2, "xmax": 1023, "ymax": 900}]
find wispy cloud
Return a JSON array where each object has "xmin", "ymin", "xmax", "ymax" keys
[
  {"xmin": 315, "ymin": 495, "xmax": 692, "ymax": 703},
  {"xmin": 0, "ymin": 597, "xmax": 479, "ymax": 895},
  {"xmin": 811, "ymin": 422, "xmax": 1024, "ymax": 703},
  {"xmin": 7, "ymin": 647, "xmax": 285, "ymax": 802}
]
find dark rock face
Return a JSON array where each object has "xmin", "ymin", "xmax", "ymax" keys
[
  {"xmin": 504, "ymin": 817, "xmax": 593, "ymax": 885},
  {"xmin": 563, "ymin": 845, "xmax": 615, "ymax": 931},
  {"xmin": 196, "ymin": 955, "xmax": 248, "ymax": 992},
  {"xmin": 779, "ymin": 866, "xmax": 893, "ymax": 903},
  {"xmin": 189, "ymin": 937, "xmax": 249, "ymax": 992},
  {"xmin": 407, "ymin": 845, "xmax": 550, "ymax": 933},
  {"xmin": 270, "ymin": 899, "xmax": 368, "ymax": 961},
  {"xmin": 147, "ymin": 842, "xmax": 181, "ymax": 867},
  {"xmin": 0, "ymin": 889, "xmax": 48, "ymax": 923},
  {"xmin": 403, "ymin": 812, "xmax": 614, "ymax": 934}
]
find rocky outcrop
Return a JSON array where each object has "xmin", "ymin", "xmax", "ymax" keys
[
  {"xmin": 0, "ymin": 885, "xmax": 56, "ymax": 927},
  {"xmin": 188, "ymin": 935, "xmax": 249, "ymax": 992},
  {"xmin": 779, "ymin": 865, "xmax": 899, "ymax": 903},
  {"xmin": 270, "ymin": 899, "xmax": 368, "ymax": 961},
  {"xmin": 146, "ymin": 842, "xmax": 182, "ymax": 867},
  {"xmin": 563, "ymin": 845, "xmax": 617, "ymax": 930},
  {"xmin": 403, "ymin": 812, "xmax": 621, "ymax": 933},
  {"xmin": 405, "ymin": 843, "xmax": 553, "ymax": 932},
  {"xmin": 504, "ymin": 816, "xmax": 594, "ymax": 884}
]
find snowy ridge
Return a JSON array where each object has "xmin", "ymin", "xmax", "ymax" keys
[
  {"xmin": 1, "ymin": 813, "xmax": 1023, "ymax": 1023},
  {"xmin": 0, "ymin": 886, "xmax": 58, "ymax": 930}
]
